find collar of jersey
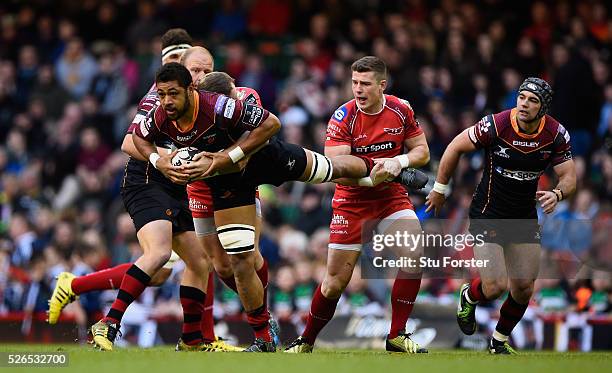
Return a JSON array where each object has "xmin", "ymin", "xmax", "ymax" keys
[
  {"xmin": 357, "ymin": 94, "xmax": 386, "ymax": 116},
  {"xmin": 172, "ymin": 92, "xmax": 199, "ymax": 133},
  {"xmin": 510, "ymin": 108, "xmax": 546, "ymax": 139}
]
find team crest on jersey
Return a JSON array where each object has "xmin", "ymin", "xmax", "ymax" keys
[{"xmin": 383, "ymin": 127, "xmax": 403, "ymax": 136}]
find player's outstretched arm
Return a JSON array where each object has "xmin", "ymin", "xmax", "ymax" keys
[
  {"xmin": 425, "ymin": 128, "xmax": 476, "ymax": 215},
  {"xmin": 537, "ymin": 160, "xmax": 576, "ymax": 214},
  {"xmin": 201, "ymin": 113, "xmax": 281, "ymax": 178},
  {"xmin": 132, "ymin": 131, "xmax": 189, "ymax": 184}
]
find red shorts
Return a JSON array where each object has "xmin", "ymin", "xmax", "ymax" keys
[
  {"xmin": 187, "ymin": 181, "xmax": 262, "ymax": 219},
  {"xmin": 187, "ymin": 181, "xmax": 214, "ymax": 219},
  {"xmin": 328, "ymin": 196, "xmax": 416, "ymax": 251}
]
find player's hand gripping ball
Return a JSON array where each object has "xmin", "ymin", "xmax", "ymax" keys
[{"xmin": 171, "ymin": 147, "xmax": 200, "ymax": 167}]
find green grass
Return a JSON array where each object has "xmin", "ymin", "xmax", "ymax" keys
[{"xmin": 0, "ymin": 344, "xmax": 610, "ymax": 373}]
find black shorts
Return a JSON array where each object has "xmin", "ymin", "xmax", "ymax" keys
[
  {"xmin": 468, "ymin": 212, "xmax": 541, "ymax": 245},
  {"xmin": 206, "ymin": 138, "xmax": 308, "ymax": 211},
  {"xmin": 121, "ymin": 183, "xmax": 194, "ymax": 233}
]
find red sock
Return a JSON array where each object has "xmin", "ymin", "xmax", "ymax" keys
[
  {"xmin": 200, "ymin": 272, "xmax": 215, "ymax": 342},
  {"xmin": 180, "ymin": 285, "xmax": 206, "ymax": 345},
  {"xmin": 495, "ymin": 293, "xmax": 528, "ymax": 337},
  {"xmin": 105, "ymin": 264, "xmax": 150, "ymax": 324},
  {"xmin": 301, "ymin": 284, "xmax": 339, "ymax": 345},
  {"xmin": 219, "ymin": 274, "xmax": 238, "ymax": 293},
  {"xmin": 467, "ymin": 278, "xmax": 488, "ymax": 303},
  {"xmin": 389, "ymin": 276, "xmax": 421, "ymax": 338},
  {"xmin": 256, "ymin": 260, "xmax": 269, "ymax": 308},
  {"xmin": 246, "ymin": 305, "xmax": 271, "ymax": 342},
  {"xmin": 72, "ymin": 263, "xmax": 132, "ymax": 295}
]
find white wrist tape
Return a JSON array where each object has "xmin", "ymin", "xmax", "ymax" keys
[
  {"xmin": 149, "ymin": 153, "xmax": 160, "ymax": 169},
  {"xmin": 432, "ymin": 181, "xmax": 449, "ymax": 195},
  {"xmin": 228, "ymin": 146, "xmax": 245, "ymax": 163},
  {"xmin": 357, "ymin": 177, "xmax": 373, "ymax": 187},
  {"xmin": 394, "ymin": 154, "xmax": 410, "ymax": 168}
]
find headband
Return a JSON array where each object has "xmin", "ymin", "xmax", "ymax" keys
[{"xmin": 161, "ymin": 43, "xmax": 192, "ymax": 59}]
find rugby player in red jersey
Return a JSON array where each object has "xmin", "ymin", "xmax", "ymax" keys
[
  {"xmin": 284, "ymin": 56, "xmax": 430, "ymax": 354},
  {"xmin": 425, "ymin": 77, "xmax": 576, "ymax": 354}
]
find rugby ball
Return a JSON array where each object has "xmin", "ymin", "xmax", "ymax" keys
[{"xmin": 171, "ymin": 147, "xmax": 200, "ymax": 166}]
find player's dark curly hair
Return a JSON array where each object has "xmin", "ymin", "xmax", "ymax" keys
[
  {"xmin": 160, "ymin": 28, "xmax": 192, "ymax": 49},
  {"xmin": 155, "ymin": 62, "xmax": 193, "ymax": 89},
  {"xmin": 351, "ymin": 56, "xmax": 387, "ymax": 81},
  {"xmin": 198, "ymin": 72, "xmax": 234, "ymax": 95}
]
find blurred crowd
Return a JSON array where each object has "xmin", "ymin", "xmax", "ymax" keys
[{"xmin": 1, "ymin": 0, "xmax": 611, "ymax": 342}]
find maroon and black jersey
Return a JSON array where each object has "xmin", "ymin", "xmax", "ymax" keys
[
  {"xmin": 468, "ymin": 108, "xmax": 572, "ymax": 218},
  {"xmin": 134, "ymin": 90, "xmax": 270, "ymax": 153},
  {"xmin": 122, "ymin": 84, "xmax": 175, "ymax": 188}
]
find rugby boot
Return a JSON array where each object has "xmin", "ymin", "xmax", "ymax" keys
[{"xmin": 47, "ymin": 272, "xmax": 77, "ymax": 324}]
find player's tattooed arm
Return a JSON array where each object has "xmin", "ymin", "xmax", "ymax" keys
[{"xmin": 425, "ymin": 128, "xmax": 477, "ymax": 215}]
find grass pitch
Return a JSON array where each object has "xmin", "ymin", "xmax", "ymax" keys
[{"xmin": 0, "ymin": 344, "xmax": 610, "ymax": 373}]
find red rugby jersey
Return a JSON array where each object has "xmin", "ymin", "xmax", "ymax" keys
[{"xmin": 325, "ymin": 94, "xmax": 423, "ymax": 201}]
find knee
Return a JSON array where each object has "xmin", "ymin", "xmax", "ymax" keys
[
  {"xmin": 483, "ymin": 279, "xmax": 507, "ymax": 299},
  {"xmin": 229, "ymin": 252, "xmax": 255, "ymax": 276},
  {"xmin": 213, "ymin": 260, "xmax": 234, "ymax": 279},
  {"xmin": 183, "ymin": 252, "xmax": 210, "ymax": 274},
  {"xmin": 143, "ymin": 249, "xmax": 172, "ymax": 270},
  {"xmin": 322, "ymin": 274, "xmax": 349, "ymax": 299},
  {"xmin": 511, "ymin": 280, "xmax": 535, "ymax": 303}
]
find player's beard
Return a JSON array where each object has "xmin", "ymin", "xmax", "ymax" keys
[{"xmin": 168, "ymin": 92, "xmax": 191, "ymax": 120}]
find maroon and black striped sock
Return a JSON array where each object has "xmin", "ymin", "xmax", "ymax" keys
[
  {"xmin": 495, "ymin": 293, "xmax": 528, "ymax": 338},
  {"xmin": 105, "ymin": 264, "xmax": 150, "ymax": 324},
  {"xmin": 180, "ymin": 285, "xmax": 206, "ymax": 345},
  {"xmin": 246, "ymin": 304, "xmax": 271, "ymax": 342}
]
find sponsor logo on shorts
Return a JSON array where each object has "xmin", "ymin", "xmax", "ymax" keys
[
  {"xmin": 165, "ymin": 209, "xmax": 173, "ymax": 216},
  {"xmin": 354, "ymin": 141, "xmax": 395, "ymax": 154},
  {"xmin": 331, "ymin": 214, "xmax": 349, "ymax": 227},
  {"xmin": 495, "ymin": 166, "xmax": 542, "ymax": 181},
  {"xmin": 330, "ymin": 230, "xmax": 348, "ymax": 235},
  {"xmin": 189, "ymin": 198, "xmax": 209, "ymax": 212}
]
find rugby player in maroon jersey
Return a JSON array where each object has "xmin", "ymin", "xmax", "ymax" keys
[{"xmin": 425, "ymin": 77, "xmax": 576, "ymax": 354}]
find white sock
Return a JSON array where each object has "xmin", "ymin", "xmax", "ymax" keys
[{"xmin": 492, "ymin": 330, "xmax": 509, "ymax": 343}]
